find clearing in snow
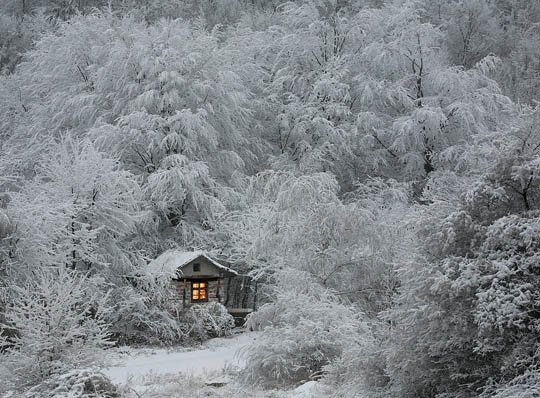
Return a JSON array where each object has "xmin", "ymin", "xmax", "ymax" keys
[
  {"xmin": 102, "ymin": 332, "xmax": 325, "ymax": 397},
  {"xmin": 103, "ymin": 332, "xmax": 257, "ymax": 384}
]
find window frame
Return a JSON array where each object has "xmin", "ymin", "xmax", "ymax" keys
[{"xmin": 191, "ymin": 280, "xmax": 208, "ymax": 303}]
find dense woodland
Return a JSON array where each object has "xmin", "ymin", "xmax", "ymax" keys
[{"xmin": 1, "ymin": 0, "xmax": 540, "ymax": 397}]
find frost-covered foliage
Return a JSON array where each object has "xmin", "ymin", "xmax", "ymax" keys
[
  {"xmin": 0, "ymin": 209, "xmax": 13, "ymax": 240},
  {"xmin": 480, "ymin": 367, "xmax": 540, "ymax": 398},
  {"xmin": 322, "ymin": 324, "xmax": 389, "ymax": 398},
  {"xmin": 249, "ymin": 1, "xmax": 363, "ymax": 184},
  {"xmin": 383, "ymin": 109, "xmax": 540, "ymax": 397},
  {"xmin": 0, "ymin": 135, "xmax": 186, "ymax": 346},
  {"xmin": 6, "ymin": 136, "xmax": 141, "ymax": 270},
  {"xmin": 0, "ymin": 12, "xmax": 50, "ymax": 74},
  {"xmin": 419, "ymin": 0, "xmax": 540, "ymax": 104},
  {"xmin": 0, "ymin": 0, "xmax": 539, "ymax": 396},
  {"xmin": 22, "ymin": 368, "xmax": 118, "ymax": 398},
  {"xmin": 352, "ymin": 2, "xmax": 516, "ymax": 180},
  {"xmin": 183, "ymin": 302, "xmax": 235, "ymax": 341},
  {"xmin": 0, "ymin": 268, "xmax": 112, "ymax": 394},
  {"xmin": 435, "ymin": 0, "xmax": 504, "ymax": 68},
  {"xmin": 0, "ymin": 13, "xmax": 260, "ymax": 251},
  {"xmin": 104, "ymin": 273, "xmax": 186, "ymax": 345},
  {"xmin": 220, "ymin": 171, "xmax": 410, "ymax": 316},
  {"xmin": 110, "ymin": 299, "xmax": 234, "ymax": 345},
  {"xmin": 219, "ymin": 171, "xmax": 410, "ymax": 390},
  {"xmin": 242, "ymin": 272, "xmax": 371, "ymax": 388}
]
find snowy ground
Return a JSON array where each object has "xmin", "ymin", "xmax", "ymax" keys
[
  {"xmin": 104, "ymin": 331, "xmax": 256, "ymax": 384},
  {"xmin": 102, "ymin": 331, "xmax": 325, "ymax": 397}
]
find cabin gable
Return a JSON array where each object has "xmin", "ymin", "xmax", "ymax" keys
[{"xmin": 175, "ymin": 256, "xmax": 229, "ymax": 279}]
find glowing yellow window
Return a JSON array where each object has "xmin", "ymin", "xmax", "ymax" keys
[{"xmin": 191, "ymin": 281, "xmax": 207, "ymax": 302}]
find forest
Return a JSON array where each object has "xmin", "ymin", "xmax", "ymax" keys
[{"xmin": 0, "ymin": 0, "xmax": 540, "ymax": 397}]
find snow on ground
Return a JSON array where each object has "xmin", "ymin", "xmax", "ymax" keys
[
  {"xmin": 103, "ymin": 331, "xmax": 257, "ymax": 384},
  {"xmin": 102, "ymin": 331, "xmax": 327, "ymax": 397},
  {"xmin": 290, "ymin": 381, "xmax": 323, "ymax": 397}
]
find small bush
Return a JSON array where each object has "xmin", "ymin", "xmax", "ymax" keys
[
  {"xmin": 241, "ymin": 277, "xmax": 371, "ymax": 388},
  {"xmin": 479, "ymin": 368, "xmax": 540, "ymax": 398},
  {"xmin": 106, "ymin": 279, "xmax": 186, "ymax": 346},
  {"xmin": 22, "ymin": 368, "xmax": 119, "ymax": 398},
  {"xmin": 183, "ymin": 302, "xmax": 235, "ymax": 341}
]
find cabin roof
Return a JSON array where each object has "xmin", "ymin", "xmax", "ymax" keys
[{"xmin": 147, "ymin": 250, "xmax": 238, "ymax": 277}]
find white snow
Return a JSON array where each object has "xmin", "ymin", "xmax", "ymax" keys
[
  {"xmin": 290, "ymin": 381, "xmax": 323, "ymax": 397},
  {"xmin": 147, "ymin": 249, "xmax": 238, "ymax": 276},
  {"xmin": 102, "ymin": 332, "xmax": 329, "ymax": 397},
  {"xmin": 103, "ymin": 332, "xmax": 257, "ymax": 384}
]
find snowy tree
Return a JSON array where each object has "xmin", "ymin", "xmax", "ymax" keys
[
  {"xmin": 217, "ymin": 170, "xmax": 411, "ymax": 318},
  {"xmin": 247, "ymin": 1, "xmax": 367, "ymax": 186},
  {"xmin": 3, "ymin": 135, "xmax": 188, "ymax": 345},
  {"xmin": 420, "ymin": 0, "xmax": 503, "ymax": 68},
  {"xmin": 0, "ymin": 268, "xmax": 112, "ymax": 393},
  {"xmin": 0, "ymin": 11, "xmax": 50, "ymax": 74},
  {"xmin": 5, "ymin": 135, "xmax": 141, "ymax": 271},
  {"xmin": 419, "ymin": 0, "xmax": 540, "ymax": 104},
  {"xmin": 242, "ymin": 270, "xmax": 372, "ymax": 388},
  {"xmin": 1, "ymin": 13, "xmax": 261, "ymax": 252},
  {"xmin": 495, "ymin": 2, "xmax": 540, "ymax": 104},
  {"xmin": 384, "ymin": 108, "xmax": 540, "ymax": 397},
  {"xmin": 104, "ymin": 272, "xmax": 186, "ymax": 345},
  {"xmin": 352, "ymin": 2, "xmax": 516, "ymax": 181}
]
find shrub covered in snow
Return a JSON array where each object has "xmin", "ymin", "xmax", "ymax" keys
[
  {"xmin": 322, "ymin": 320, "xmax": 390, "ymax": 398},
  {"xmin": 183, "ymin": 302, "xmax": 235, "ymax": 341},
  {"xmin": 105, "ymin": 273, "xmax": 187, "ymax": 346},
  {"xmin": 480, "ymin": 368, "xmax": 540, "ymax": 398},
  {"xmin": 0, "ymin": 268, "xmax": 112, "ymax": 393},
  {"xmin": 241, "ymin": 272, "xmax": 371, "ymax": 388},
  {"xmin": 22, "ymin": 368, "xmax": 119, "ymax": 398}
]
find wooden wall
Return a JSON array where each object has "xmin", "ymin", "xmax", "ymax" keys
[
  {"xmin": 169, "ymin": 276, "xmax": 258, "ymax": 312},
  {"xmin": 170, "ymin": 278, "xmax": 228, "ymax": 310}
]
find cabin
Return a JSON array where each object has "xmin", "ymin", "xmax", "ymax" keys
[{"xmin": 148, "ymin": 250, "xmax": 256, "ymax": 323}]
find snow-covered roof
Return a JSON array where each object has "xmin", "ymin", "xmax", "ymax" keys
[{"xmin": 147, "ymin": 250, "xmax": 238, "ymax": 277}]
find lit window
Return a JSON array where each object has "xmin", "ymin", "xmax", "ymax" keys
[{"xmin": 192, "ymin": 281, "xmax": 207, "ymax": 302}]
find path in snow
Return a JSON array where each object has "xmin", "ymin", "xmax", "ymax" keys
[{"xmin": 103, "ymin": 332, "xmax": 258, "ymax": 384}]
